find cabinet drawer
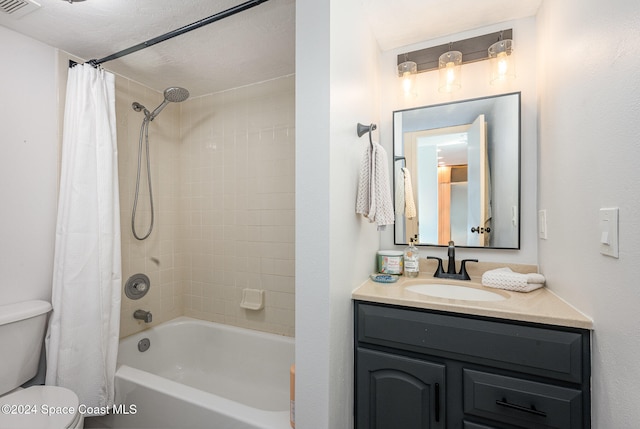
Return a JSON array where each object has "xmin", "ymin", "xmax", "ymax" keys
[
  {"xmin": 463, "ymin": 422, "xmax": 500, "ymax": 429},
  {"xmin": 463, "ymin": 369, "xmax": 582, "ymax": 428},
  {"xmin": 356, "ymin": 303, "xmax": 583, "ymax": 382}
]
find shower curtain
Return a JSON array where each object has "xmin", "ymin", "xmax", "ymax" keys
[{"xmin": 46, "ymin": 63, "xmax": 122, "ymax": 412}]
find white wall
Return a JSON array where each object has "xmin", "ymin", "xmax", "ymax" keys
[
  {"xmin": 379, "ymin": 18, "xmax": 538, "ymax": 264},
  {"xmin": 296, "ymin": 0, "xmax": 380, "ymax": 427},
  {"xmin": 295, "ymin": 0, "xmax": 331, "ymax": 424},
  {"xmin": 537, "ymin": 0, "xmax": 640, "ymax": 425},
  {"xmin": 0, "ymin": 27, "xmax": 58, "ymax": 304}
]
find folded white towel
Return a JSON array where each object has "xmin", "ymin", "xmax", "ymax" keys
[
  {"xmin": 481, "ymin": 267, "xmax": 546, "ymax": 293},
  {"xmin": 356, "ymin": 141, "xmax": 395, "ymax": 230},
  {"xmin": 403, "ymin": 168, "xmax": 417, "ymax": 219}
]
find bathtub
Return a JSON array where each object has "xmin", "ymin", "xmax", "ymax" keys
[{"xmin": 106, "ymin": 317, "xmax": 294, "ymax": 429}]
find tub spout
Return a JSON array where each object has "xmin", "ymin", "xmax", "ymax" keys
[{"xmin": 134, "ymin": 309, "xmax": 152, "ymax": 323}]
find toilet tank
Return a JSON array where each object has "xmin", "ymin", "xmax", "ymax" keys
[{"xmin": 0, "ymin": 300, "xmax": 52, "ymax": 395}]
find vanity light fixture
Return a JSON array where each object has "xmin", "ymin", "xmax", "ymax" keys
[
  {"xmin": 397, "ymin": 29, "xmax": 514, "ymax": 93},
  {"xmin": 488, "ymin": 33, "xmax": 515, "ymax": 84},
  {"xmin": 398, "ymin": 58, "xmax": 418, "ymax": 98},
  {"xmin": 438, "ymin": 48, "xmax": 462, "ymax": 93}
]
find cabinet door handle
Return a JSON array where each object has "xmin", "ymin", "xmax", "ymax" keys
[
  {"xmin": 434, "ymin": 383, "xmax": 440, "ymax": 422},
  {"xmin": 496, "ymin": 398, "xmax": 547, "ymax": 417}
]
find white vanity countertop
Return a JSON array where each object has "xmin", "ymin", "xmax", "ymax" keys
[{"xmin": 352, "ymin": 274, "xmax": 593, "ymax": 330}]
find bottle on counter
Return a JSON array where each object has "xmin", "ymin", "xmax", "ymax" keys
[{"xmin": 404, "ymin": 236, "xmax": 420, "ymax": 278}]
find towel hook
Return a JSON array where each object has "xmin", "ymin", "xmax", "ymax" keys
[
  {"xmin": 357, "ymin": 122, "xmax": 377, "ymax": 147},
  {"xmin": 356, "ymin": 123, "xmax": 377, "ymax": 138}
]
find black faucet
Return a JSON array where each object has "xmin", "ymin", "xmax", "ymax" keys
[{"xmin": 427, "ymin": 241, "xmax": 478, "ymax": 281}]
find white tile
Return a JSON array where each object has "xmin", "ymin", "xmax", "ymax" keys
[{"xmin": 116, "ymin": 75, "xmax": 295, "ymax": 338}]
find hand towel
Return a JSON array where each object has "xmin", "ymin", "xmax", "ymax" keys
[
  {"xmin": 402, "ymin": 167, "xmax": 417, "ymax": 219},
  {"xmin": 481, "ymin": 267, "xmax": 546, "ymax": 292},
  {"xmin": 356, "ymin": 143, "xmax": 373, "ymax": 217},
  {"xmin": 356, "ymin": 141, "xmax": 395, "ymax": 230},
  {"xmin": 395, "ymin": 167, "xmax": 405, "ymax": 216}
]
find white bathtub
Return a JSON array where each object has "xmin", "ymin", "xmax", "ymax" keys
[{"xmin": 106, "ymin": 317, "xmax": 294, "ymax": 429}]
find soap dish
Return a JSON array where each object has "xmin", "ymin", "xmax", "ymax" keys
[
  {"xmin": 370, "ymin": 273, "xmax": 399, "ymax": 283},
  {"xmin": 240, "ymin": 288, "xmax": 265, "ymax": 310}
]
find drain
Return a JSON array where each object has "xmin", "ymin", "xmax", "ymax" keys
[{"xmin": 138, "ymin": 338, "xmax": 150, "ymax": 352}]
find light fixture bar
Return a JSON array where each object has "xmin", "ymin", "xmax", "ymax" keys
[{"xmin": 397, "ymin": 29, "xmax": 512, "ymax": 73}]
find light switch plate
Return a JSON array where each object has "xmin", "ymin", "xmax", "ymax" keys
[
  {"xmin": 538, "ymin": 210, "xmax": 547, "ymax": 240},
  {"xmin": 599, "ymin": 207, "xmax": 619, "ymax": 258}
]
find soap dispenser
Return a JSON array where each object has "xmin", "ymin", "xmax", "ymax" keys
[{"xmin": 404, "ymin": 235, "xmax": 420, "ymax": 278}]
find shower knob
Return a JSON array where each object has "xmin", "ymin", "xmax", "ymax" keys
[
  {"xmin": 133, "ymin": 282, "xmax": 147, "ymax": 292},
  {"xmin": 124, "ymin": 273, "xmax": 150, "ymax": 300}
]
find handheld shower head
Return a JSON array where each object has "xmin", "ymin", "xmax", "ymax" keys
[
  {"xmin": 148, "ymin": 87, "xmax": 190, "ymax": 121},
  {"xmin": 164, "ymin": 87, "xmax": 190, "ymax": 103}
]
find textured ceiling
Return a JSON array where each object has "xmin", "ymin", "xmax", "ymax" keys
[
  {"xmin": 0, "ymin": 0, "xmax": 295, "ymax": 97},
  {"xmin": 363, "ymin": 0, "xmax": 542, "ymax": 51},
  {"xmin": 0, "ymin": 0, "xmax": 541, "ymax": 97}
]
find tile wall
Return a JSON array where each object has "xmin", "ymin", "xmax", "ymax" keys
[
  {"xmin": 116, "ymin": 77, "xmax": 183, "ymax": 337},
  {"xmin": 178, "ymin": 75, "xmax": 296, "ymax": 337},
  {"xmin": 59, "ymin": 53, "xmax": 295, "ymax": 338}
]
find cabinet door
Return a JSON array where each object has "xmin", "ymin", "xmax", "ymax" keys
[{"xmin": 356, "ymin": 348, "xmax": 445, "ymax": 429}]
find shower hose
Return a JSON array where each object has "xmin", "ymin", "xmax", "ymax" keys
[{"xmin": 131, "ymin": 115, "xmax": 154, "ymax": 240}]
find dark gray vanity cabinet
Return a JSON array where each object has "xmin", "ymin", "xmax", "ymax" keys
[{"xmin": 354, "ymin": 301, "xmax": 591, "ymax": 429}]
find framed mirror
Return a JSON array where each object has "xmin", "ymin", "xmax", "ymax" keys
[{"xmin": 393, "ymin": 92, "xmax": 520, "ymax": 249}]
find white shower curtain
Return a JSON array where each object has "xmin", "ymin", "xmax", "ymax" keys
[{"xmin": 46, "ymin": 64, "xmax": 121, "ymax": 412}]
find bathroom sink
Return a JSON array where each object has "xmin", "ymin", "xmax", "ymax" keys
[{"xmin": 405, "ymin": 283, "xmax": 507, "ymax": 302}]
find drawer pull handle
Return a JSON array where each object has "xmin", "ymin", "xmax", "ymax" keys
[{"xmin": 496, "ymin": 398, "xmax": 547, "ymax": 417}]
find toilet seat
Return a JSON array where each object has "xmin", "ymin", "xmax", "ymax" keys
[{"xmin": 0, "ymin": 386, "xmax": 83, "ymax": 429}]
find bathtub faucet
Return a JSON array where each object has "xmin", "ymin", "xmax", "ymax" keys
[{"xmin": 133, "ymin": 309, "xmax": 152, "ymax": 323}]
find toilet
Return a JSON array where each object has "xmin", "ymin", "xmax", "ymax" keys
[{"xmin": 0, "ymin": 300, "xmax": 84, "ymax": 429}]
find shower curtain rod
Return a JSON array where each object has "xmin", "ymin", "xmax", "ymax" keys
[{"xmin": 85, "ymin": 0, "xmax": 270, "ymax": 67}]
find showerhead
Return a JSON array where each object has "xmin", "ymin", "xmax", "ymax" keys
[
  {"xmin": 164, "ymin": 87, "xmax": 190, "ymax": 103},
  {"xmin": 145, "ymin": 86, "xmax": 190, "ymax": 121}
]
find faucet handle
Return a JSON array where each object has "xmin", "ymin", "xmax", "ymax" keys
[
  {"xmin": 427, "ymin": 256, "xmax": 445, "ymax": 278},
  {"xmin": 459, "ymin": 259, "xmax": 479, "ymax": 280}
]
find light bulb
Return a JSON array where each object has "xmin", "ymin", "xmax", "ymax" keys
[
  {"xmin": 489, "ymin": 39, "xmax": 515, "ymax": 84},
  {"xmin": 438, "ymin": 51, "xmax": 462, "ymax": 93},
  {"xmin": 402, "ymin": 72, "xmax": 413, "ymax": 94},
  {"xmin": 397, "ymin": 61, "xmax": 418, "ymax": 98},
  {"xmin": 497, "ymin": 52, "xmax": 508, "ymax": 77},
  {"xmin": 446, "ymin": 62, "xmax": 456, "ymax": 85}
]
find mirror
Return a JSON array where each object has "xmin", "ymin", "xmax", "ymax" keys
[{"xmin": 393, "ymin": 92, "xmax": 520, "ymax": 248}]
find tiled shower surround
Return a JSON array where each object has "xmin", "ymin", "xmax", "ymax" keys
[{"xmin": 116, "ymin": 73, "xmax": 295, "ymax": 338}]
